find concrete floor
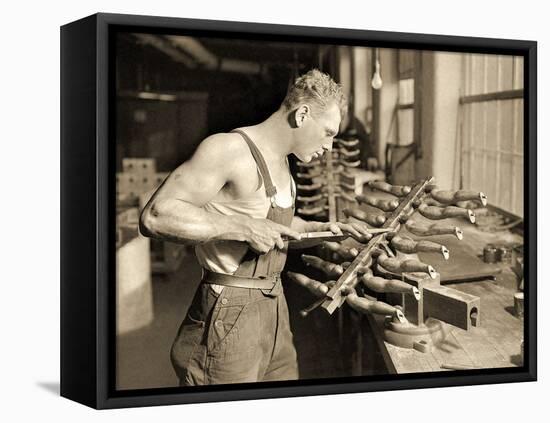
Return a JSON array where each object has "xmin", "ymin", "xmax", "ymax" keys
[{"xmin": 116, "ymin": 251, "xmax": 201, "ymax": 390}]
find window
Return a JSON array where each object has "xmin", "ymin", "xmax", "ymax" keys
[{"xmin": 459, "ymin": 54, "xmax": 524, "ymax": 216}]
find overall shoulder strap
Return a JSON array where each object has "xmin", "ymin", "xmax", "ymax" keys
[
  {"xmin": 231, "ymin": 129, "xmax": 277, "ymax": 199},
  {"xmin": 286, "ymin": 156, "xmax": 296, "ymax": 203}
]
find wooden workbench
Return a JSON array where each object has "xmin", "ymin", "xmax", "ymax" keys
[
  {"xmin": 344, "ymin": 189, "xmax": 525, "ymax": 373},
  {"xmin": 367, "ymin": 279, "xmax": 523, "ymax": 373},
  {"xmin": 364, "ymin": 220, "xmax": 524, "ymax": 374}
]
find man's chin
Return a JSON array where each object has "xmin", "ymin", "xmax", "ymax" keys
[
  {"xmin": 296, "ymin": 153, "xmax": 311, "ymax": 163},
  {"xmin": 293, "ymin": 151, "xmax": 314, "ymax": 163}
]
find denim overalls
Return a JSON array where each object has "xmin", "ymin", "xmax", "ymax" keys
[{"xmin": 170, "ymin": 129, "xmax": 299, "ymax": 385}]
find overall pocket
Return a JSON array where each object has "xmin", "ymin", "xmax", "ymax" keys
[
  {"xmin": 205, "ymin": 295, "xmax": 270, "ymax": 384},
  {"xmin": 170, "ymin": 284, "xmax": 219, "ymax": 381},
  {"xmin": 206, "ymin": 286, "xmax": 257, "ymax": 355}
]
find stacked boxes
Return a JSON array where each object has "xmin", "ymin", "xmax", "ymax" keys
[
  {"xmin": 116, "ymin": 158, "xmax": 185, "ymax": 273},
  {"xmin": 122, "ymin": 157, "xmax": 156, "ymax": 174},
  {"xmin": 117, "ymin": 158, "xmax": 157, "ymax": 205}
]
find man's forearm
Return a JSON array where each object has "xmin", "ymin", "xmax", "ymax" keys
[{"xmin": 140, "ymin": 198, "xmax": 251, "ymax": 245}]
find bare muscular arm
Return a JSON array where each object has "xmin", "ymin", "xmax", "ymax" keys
[{"xmin": 140, "ymin": 134, "xmax": 301, "ymax": 253}]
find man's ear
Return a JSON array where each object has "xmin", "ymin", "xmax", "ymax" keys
[{"xmin": 294, "ymin": 104, "xmax": 311, "ymax": 128}]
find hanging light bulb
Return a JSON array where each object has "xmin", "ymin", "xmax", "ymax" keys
[{"xmin": 371, "ymin": 49, "xmax": 383, "ymax": 90}]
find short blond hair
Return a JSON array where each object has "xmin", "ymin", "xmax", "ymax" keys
[{"xmin": 282, "ymin": 69, "xmax": 347, "ymax": 119}]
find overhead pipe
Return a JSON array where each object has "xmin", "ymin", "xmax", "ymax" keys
[
  {"xmin": 133, "ymin": 33, "xmax": 196, "ymax": 68},
  {"xmin": 165, "ymin": 35, "xmax": 262, "ymax": 75}
]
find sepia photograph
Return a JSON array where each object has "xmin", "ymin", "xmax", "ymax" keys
[{"xmin": 113, "ymin": 27, "xmax": 527, "ymax": 391}]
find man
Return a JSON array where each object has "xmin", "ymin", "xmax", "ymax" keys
[{"xmin": 140, "ymin": 69, "xmax": 371, "ymax": 386}]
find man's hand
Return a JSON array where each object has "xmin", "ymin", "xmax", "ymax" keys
[
  {"xmin": 306, "ymin": 221, "xmax": 374, "ymax": 242},
  {"xmin": 245, "ymin": 218, "xmax": 301, "ymax": 254}
]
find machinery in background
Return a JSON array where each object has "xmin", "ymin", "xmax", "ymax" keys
[{"xmin": 295, "ymin": 137, "xmax": 364, "ymax": 222}]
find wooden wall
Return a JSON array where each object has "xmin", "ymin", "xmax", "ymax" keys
[{"xmin": 460, "ymin": 54, "xmax": 524, "ymax": 216}]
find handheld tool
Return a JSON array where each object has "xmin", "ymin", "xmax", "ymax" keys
[{"xmin": 286, "ymin": 228, "xmax": 391, "ymax": 249}]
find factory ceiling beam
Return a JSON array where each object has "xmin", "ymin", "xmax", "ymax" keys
[
  {"xmin": 132, "ymin": 34, "xmax": 312, "ymax": 76},
  {"xmin": 133, "ymin": 33, "xmax": 197, "ymax": 68},
  {"xmin": 165, "ymin": 35, "xmax": 218, "ymax": 67},
  {"xmin": 165, "ymin": 35, "xmax": 263, "ymax": 75}
]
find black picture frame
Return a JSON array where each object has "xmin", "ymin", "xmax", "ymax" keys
[{"xmin": 60, "ymin": 12, "xmax": 537, "ymax": 409}]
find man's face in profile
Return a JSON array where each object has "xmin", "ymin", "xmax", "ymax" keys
[{"xmin": 293, "ymin": 102, "xmax": 341, "ymax": 163}]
